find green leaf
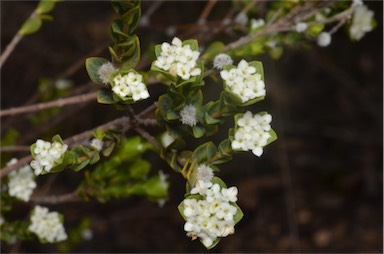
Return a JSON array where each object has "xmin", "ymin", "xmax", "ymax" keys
[
  {"xmin": 85, "ymin": 57, "xmax": 109, "ymax": 85},
  {"xmin": 36, "ymin": 0, "xmax": 56, "ymax": 14},
  {"xmin": 166, "ymin": 110, "xmax": 180, "ymax": 121},
  {"xmin": 182, "ymin": 39, "xmax": 198, "ymax": 51},
  {"xmin": 51, "ymin": 134, "xmax": 64, "ymax": 144},
  {"xmin": 201, "ymin": 41, "xmax": 225, "ymax": 62},
  {"xmin": 128, "ymin": 159, "xmax": 151, "ymax": 179},
  {"xmin": 192, "ymin": 126, "xmax": 206, "ymax": 138},
  {"xmin": 204, "ymin": 112, "xmax": 221, "ymax": 125},
  {"xmin": 232, "ymin": 202, "xmax": 244, "ymax": 224},
  {"xmin": 97, "ymin": 88, "xmax": 115, "ymax": 104},
  {"xmin": 266, "ymin": 128, "xmax": 278, "ymax": 145},
  {"xmin": 102, "ymin": 143, "xmax": 115, "ymax": 157},
  {"xmin": 19, "ymin": 17, "xmax": 42, "ymax": 35},
  {"xmin": 192, "ymin": 142, "xmax": 217, "ymax": 163}
]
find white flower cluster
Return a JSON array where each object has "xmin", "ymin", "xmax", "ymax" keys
[
  {"xmin": 112, "ymin": 72, "xmax": 150, "ymax": 101},
  {"xmin": 349, "ymin": 4, "xmax": 374, "ymax": 41},
  {"xmin": 179, "ymin": 104, "xmax": 198, "ymax": 127},
  {"xmin": 220, "ymin": 60, "xmax": 266, "ymax": 103},
  {"xmin": 154, "ymin": 37, "xmax": 201, "ymax": 80},
  {"xmin": 295, "ymin": 22, "xmax": 308, "ymax": 33},
  {"xmin": 232, "ymin": 111, "xmax": 272, "ymax": 157},
  {"xmin": 8, "ymin": 159, "xmax": 36, "ymax": 202},
  {"xmin": 183, "ymin": 180, "xmax": 238, "ymax": 248},
  {"xmin": 28, "ymin": 206, "xmax": 67, "ymax": 243},
  {"xmin": 30, "ymin": 139, "xmax": 68, "ymax": 175}
]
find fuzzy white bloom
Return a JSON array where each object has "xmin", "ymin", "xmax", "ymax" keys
[
  {"xmin": 232, "ymin": 111, "xmax": 272, "ymax": 157},
  {"xmin": 220, "ymin": 59, "xmax": 266, "ymax": 103},
  {"xmin": 30, "ymin": 139, "xmax": 68, "ymax": 175},
  {"xmin": 250, "ymin": 18, "xmax": 265, "ymax": 30},
  {"xmin": 54, "ymin": 79, "xmax": 72, "ymax": 90},
  {"xmin": 112, "ymin": 72, "xmax": 149, "ymax": 101},
  {"xmin": 349, "ymin": 5, "xmax": 374, "ymax": 41},
  {"xmin": 213, "ymin": 53, "xmax": 233, "ymax": 70},
  {"xmin": 179, "ymin": 104, "xmax": 198, "ymax": 127},
  {"xmin": 317, "ymin": 32, "xmax": 332, "ymax": 47},
  {"xmin": 154, "ymin": 37, "xmax": 201, "ymax": 80},
  {"xmin": 28, "ymin": 206, "xmax": 67, "ymax": 243},
  {"xmin": 90, "ymin": 138, "xmax": 103, "ymax": 151},
  {"xmin": 234, "ymin": 12, "xmax": 248, "ymax": 26},
  {"xmin": 295, "ymin": 22, "xmax": 308, "ymax": 33},
  {"xmin": 196, "ymin": 164, "xmax": 214, "ymax": 182},
  {"xmin": 8, "ymin": 160, "xmax": 36, "ymax": 202},
  {"xmin": 98, "ymin": 62, "xmax": 118, "ymax": 85},
  {"xmin": 183, "ymin": 180, "xmax": 239, "ymax": 248}
]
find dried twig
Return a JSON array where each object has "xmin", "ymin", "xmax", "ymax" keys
[{"xmin": 0, "ymin": 92, "xmax": 97, "ymax": 117}]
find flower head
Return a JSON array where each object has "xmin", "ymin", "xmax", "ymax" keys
[
  {"xmin": 317, "ymin": 32, "xmax": 332, "ymax": 47},
  {"xmin": 98, "ymin": 62, "xmax": 118, "ymax": 84},
  {"xmin": 213, "ymin": 53, "xmax": 233, "ymax": 70},
  {"xmin": 111, "ymin": 72, "xmax": 149, "ymax": 101},
  {"xmin": 220, "ymin": 60, "xmax": 265, "ymax": 103},
  {"xmin": 232, "ymin": 111, "xmax": 272, "ymax": 157},
  {"xmin": 30, "ymin": 139, "xmax": 68, "ymax": 175},
  {"xmin": 90, "ymin": 138, "xmax": 103, "ymax": 151},
  {"xmin": 153, "ymin": 37, "xmax": 201, "ymax": 80},
  {"xmin": 28, "ymin": 206, "xmax": 67, "ymax": 243},
  {"xmin": 179, "ymin": 104, "xmax": 198, "ymax": 127},
  {"xmin": 196, "ymin": 164, "xmax": 214, "ymax": 182},
  {"xmin": 181, "ymin": 180, "xmax": 240, "ymax": 248},
  {"xmin": 295, "ymin": 22, "xmax": 308, "ymax": 33},
  {"xmin": 8, "ymin": 160, "xmax": 36, "ymax": 202},
  {"xmin": 349, "ymin": 5, "xmax": 374, "ymax": 41}
]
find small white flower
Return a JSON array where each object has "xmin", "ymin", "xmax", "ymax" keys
[
  {"xmin": 28, "ymin": 206, "xmax": 67, "ymax": 243},
  {"xmin": 161, "ymin": 131, "xmax": 175, "ymax": 148},
  {"xmin": 90, "ymin": 138, "xmax": 103, "ymax": 151},
  {"xmin": 349, "ymin": 4, "xmax": 374, "ymax": 41},
  {"xmin": 213, "ymin": 53, "xmax": 233, "ymax": 70},
  {"xmin": 295, "ymin": 22, "xmax": 308, "ymax": 33},
  {"xmin": 8, "ymin": 164, "xmax": 36, "ymax": 202},
  {"xmin": 235, "ymin": 12, "xmax": 248, "ymax": 26},
  {"xmin": 250, "ymin": 18, "xmax": 265, "ymax": 30},
  {"xmin": 97, "ymin": 62, "xmax": 118, "ymax": 85},
  {"xmin": 196, "ymin": 164, "xmax": 214, "ymax": 182},
  {"xmin": 221, "ymin": 186, "xmax": 238, "ymax": 203},
  {"xmin": 317, "ymin": 32, "xmax": 332, "ymax": 47},
  {"xmin": 179, "ymin": 104, "xmax": 198, "ymax": 127}
]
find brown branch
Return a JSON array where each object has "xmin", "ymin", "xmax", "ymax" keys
[
  {"xmin": 30, "ymin": 192, "xmax": 81, "ymax": 204},
  {"xmin": 0, "ymin": 92, "xmax": 97, "ymax": 117},
  {"xmin": 134, "ymin": 126, "xmax": 161, "ymax": 150},
  {"xmin": 197, "ymin": 0, "xmax": 217, "ymax": 25},
  {"xmin": 0, "ymin": 146, "xmax": 30, "ymax": 152},
  {"xmin": 0, "ymin": 32, "xmax": 24, "ymax": 70},
  {"xmin": 0, "ymin": 102, "xmax": 158, "ymax": 179}
]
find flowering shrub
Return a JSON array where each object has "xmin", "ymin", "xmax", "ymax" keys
[{"xmin": 0, "ymin": 0, "xmax": 376, "ymax": 251}]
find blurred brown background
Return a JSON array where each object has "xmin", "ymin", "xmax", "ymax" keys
[{"xmin": 1, "ymin": 1, "xmax": 382, "ymax": 253}]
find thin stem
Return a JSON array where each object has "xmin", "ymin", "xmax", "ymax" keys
[
  {"xmin": 134, "ymin": 126, "xmax": 161, "ymax": 150},
  {"xmin": 197, "ymin": 0, "xmax": 217, "ymax": 25},
  {"xmin": 0, "ymin": 33, "xmax": 24, "ymax": 70},
  {"xmin": 0, "ymin": 92, "xmax": 97, "ymax": 117},
  {"xmin": 0, "ymin": 103, "xmax": 158, "ymax": 179},
  {"xmin": 30, "ymin": 192, "xmax": 81, "ymax": 204},
  {"xmin": 0, "ymin": 146, "xmax": 30, "ymax": 152}
]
